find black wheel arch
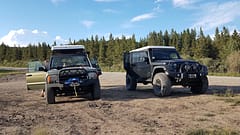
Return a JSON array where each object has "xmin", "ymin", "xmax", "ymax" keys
[{"xmin": 151, "ymin": 66, "xmax": 166, "ymax": 81}]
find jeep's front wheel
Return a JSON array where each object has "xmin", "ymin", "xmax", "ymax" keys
[
  {"xmin": 191, "ymin": 76, "xmax": 208, "ymax": 94},
  {"xmin": 153, "ymin": 73, "xmax": 172, "ymax": 96},
  {"xmin": 46, "ymin": 87, "xmax": 55, "ymax": 104},
  {"xmin": 91, "ymin": 79, "xmax": 101, "ymax": 100},
  {"xmin": 126, "ymin": 73, "xmax": 137, "ymax": 91}
]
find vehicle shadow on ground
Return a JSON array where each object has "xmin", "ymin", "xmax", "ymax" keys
[
  {"xmin": 100, "ymin": 85, "xmax": 240, "ymax": 101},
  {"xmin": 52, "ymin": 85, "xmax": 240, "ymax": 103},
  {"xmin": 101, "ymin": 85, "xmax": 196, "ymax": 101},
  {"xmin": 55, "ymin": 95, "xmax": 90, "ymax": 104}
]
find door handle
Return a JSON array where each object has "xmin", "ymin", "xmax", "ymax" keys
[{"xmin": 27, "ymin": 74, "xmax": 32, "ymax": 77}]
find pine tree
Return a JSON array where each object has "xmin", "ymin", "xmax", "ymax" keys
[{"xmin": 163, "ymin": 30, "xmax": 169, "ymax": 46}]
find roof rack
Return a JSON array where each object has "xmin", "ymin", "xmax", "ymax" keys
[{"xmin": 51, "ymin": 45, "xmax": 85, "ymax": 51}]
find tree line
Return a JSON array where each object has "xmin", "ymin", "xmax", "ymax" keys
[{"xmin": 0, "ymin": 27, "xmax": 240, "ymax": 73}]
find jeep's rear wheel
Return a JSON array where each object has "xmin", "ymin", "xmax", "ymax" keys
[
  {"xmin": 91, "ymin": 79, "xmax": 101, "ymax": 100},
  {"xmin": 46, "ymin": 88, "xmax": 55, "ymax": 104},
  {"xmin": 153, "ymin": 73, "xmax": 171, "ymax": 96},
  {"xmin": 126, "ymin": 73, "xmax": 137, "ymax": 91},
  {"xmin": 191, "ymin": 76, "xmax": 208, "ymax": 94}
]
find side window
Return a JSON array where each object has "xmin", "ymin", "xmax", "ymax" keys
[
  {"xmin": 131, "ymin": 51, "xmax": 148, "ymax": 64},
  {"xmin": 28, "ymin": 61, "xmax": 43, "ymax": 73},
  {"xmin": 169, "ymin": 53, "xmax": 178, "ymax": 59}
]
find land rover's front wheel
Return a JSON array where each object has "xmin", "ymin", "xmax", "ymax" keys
[
  {"xmin": 191, "ymin": 76, "xmax": 208, "ymax": 94},
  {"xmin": 91, "ymin": 79, "xmax": 101, "ymax": 100},
  {"xmin": 46, "ymin": 87, "xmax": 55, "ymax": 104},
  {"xmin": 126, "ymin": 73, "xmax": 137, "ymax": 91},
  {"xmin": 153, "ymin": 73, "xmax": 172, "ymax": 97}
]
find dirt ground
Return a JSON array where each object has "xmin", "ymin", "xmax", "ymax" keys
[{"xmin": 0, "ymin": 72, "xmax": 240, "ymax": 135}]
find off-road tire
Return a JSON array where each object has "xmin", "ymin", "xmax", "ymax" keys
[
  {"xmin": 126, "ymin": 73, "xmax": 137, "ymax": 91},
  {"xmin": 46, "ymin": 87, "xmax": 55, "ymax": 104},
  {"xmin": 153, "ymin": 73, "xmax": 172, "ymax": 96},
  {"xmin": 191, "ymin": 76, "xmax": 208, "ymax": 94},
  {"xmin": 91, "ymin": 79, "xmax": 101, "ymax": 100}
]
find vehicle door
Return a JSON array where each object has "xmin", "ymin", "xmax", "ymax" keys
[
  {"xmin": 131, "ymin": 51, "xmax": 151, "ymax": 79},
  {"xmin": 26, "ymin": 61, "xmax": 46, "ymax": 90}
]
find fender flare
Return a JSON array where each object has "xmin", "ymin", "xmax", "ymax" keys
[{"xmin": 151, "ymin": 66, "xmax": 167, "ymax": 80}]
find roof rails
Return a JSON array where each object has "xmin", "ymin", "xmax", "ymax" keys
[{"xmin": 51, "ymin": 45, "xmax": 85, "ymax": 51}]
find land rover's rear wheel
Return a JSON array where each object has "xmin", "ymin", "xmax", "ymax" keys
[
  {"xmin": 191, "ymin": 76, "xmax": 208, "ymax": 94},
  {"xmin": 91, "ymin": 79, "xmax": 101, "ymax": 100},
  {"xmin": 126, "ymin": 73, "xmax": 137, "ymax": 91},
  {"xmin": 153, "ymin": 73, "xmax": 172, "ymax": 97},
  {"xmin": 46, "ymin": 88, "xmax": 55, "ymax": 104}
]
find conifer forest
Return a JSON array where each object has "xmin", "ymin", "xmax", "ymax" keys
[{"xmin": 0, "ymin": 27, "xmax": 240, "ymax": 74}]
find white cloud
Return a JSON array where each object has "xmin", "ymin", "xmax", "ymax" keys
[
  {"xmin": 94, "ymin": 0, "xmax": 119, "ymax": 2},
  {"xmin": 103, "ymin": 9, "xmax": 119, "ymax": 13},
  {"xmin": 81, "ymin": 20, "xmax": 95, "ymax": 28},
  {"xmin": 54, "ymin": 36, "xmax": 68, "ymax": 45},
  {"xmin": 173, "ymin": 0, "xmax": 193, "ymax": 7},
  {"xmin": 192, "ymin": 1, "xmax": 240, "ymax": 31},
  {"xmin": 131, "ymin": 13, "xmax": 156, "ymax": 22},
  {"xmin": 154, "ymin": 0, "xmax": 164, "ymax": 3},
  {"xmin": 0, "ymin": 29, "xmax": 49, "ymax": 47},
  {"xmin": 32, "ymin": 29, "xmax": 39, "ymax": 34}
]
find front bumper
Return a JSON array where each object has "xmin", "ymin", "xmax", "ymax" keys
[
  {"xmin": 46, "ymin": 79, "xmax": 97, "ymax": 89},
  {"xmin": 166, "ymin": 71, "xmax": 207, "ymax": 85}
]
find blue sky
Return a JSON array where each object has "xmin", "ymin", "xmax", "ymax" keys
[{"xmin": 0, "ymin": 0, "xmax": 239, "ymax": 47}]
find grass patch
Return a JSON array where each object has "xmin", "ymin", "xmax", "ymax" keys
[
  {"xmin": 186, "ymin": 128, "xmax": 239, "ymax": 135},
  {"xmin": 214, "ymin": 89, "xmax": 240, "ymax": 106},
  {"xmin": 213, "ymin": 89, "xmax": 235, "ymax": 97},
  {"xmin": 32, "ymin": 126, "xmax": 51, "ymax": 135},
  {"xmin": 223, "ymin": 98, "xmax": 240, "ymax": 106}
]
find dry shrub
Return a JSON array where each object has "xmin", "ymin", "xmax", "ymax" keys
[{"xmin": 226, "ymin": 51, "xmax": 240, "ymax": 73}]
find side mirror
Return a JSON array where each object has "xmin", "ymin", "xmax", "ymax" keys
[
  {"xmin": 90, "ymin": 58, "xmax": 102, "ymax": 75},
  {"xmin": 144, "ymin": 57, "xmax": 149, "ymax": 62},
  {"xmin": 38, "ymin": 66, "xmax": 47, "ymax": 72}
]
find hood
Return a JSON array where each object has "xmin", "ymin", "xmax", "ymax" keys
[{"xmin": 152, "ymin": 59, "xmax": 199, "ymax": 66}]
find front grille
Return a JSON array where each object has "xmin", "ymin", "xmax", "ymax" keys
[{"xmin": 59, "ymin": 69, "xmax": 88, "ymax": 84}]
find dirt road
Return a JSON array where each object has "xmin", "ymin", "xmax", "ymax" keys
[{"xmin": 0, "ymin": 72, "xmax": 240, "ymax": 135}]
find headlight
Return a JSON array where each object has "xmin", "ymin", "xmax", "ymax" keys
[
  {"xmin": 47, "ymin": 75, "xmax": 58, "ymax": 83},
  {"xmin": 201, "ymin": 65, "xmax": 208, "ymax": 73},
  {"xmin": 168, "ymin": 63, "xmax": 177, "ymax": 71},
  {"xmin": 184, "ymin": 64, "xmax": 191, "ymax": 71},
  {"xmin": 88, "ymin": 72, "xmax": 97, "ymax": 79}
]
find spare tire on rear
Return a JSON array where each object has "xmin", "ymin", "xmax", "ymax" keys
[{"xmin": 126, "ymin": 73, "xmax": 137, "ymax": 91}]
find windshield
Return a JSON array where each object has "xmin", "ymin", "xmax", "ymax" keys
[
  {"xmin": 50, "ymin": 55, "xmax": 90, "ymax": 69},
  {"xmin": 150, "ymin": 48, "xmax": 181, "ymax": 61}
]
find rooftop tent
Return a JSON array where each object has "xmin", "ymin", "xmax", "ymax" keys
[{"xmin": 51, "ymin": 45, "xmax": 86, "ymax": 55}]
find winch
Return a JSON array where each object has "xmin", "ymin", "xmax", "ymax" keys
[{"xmin": 64, "ymin": 78, "xmax": 80, "ymax": 96}]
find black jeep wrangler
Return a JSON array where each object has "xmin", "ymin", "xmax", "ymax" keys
[{"xmin": 123, "ymin": 46, "xmax": 208, "ymax": 96}]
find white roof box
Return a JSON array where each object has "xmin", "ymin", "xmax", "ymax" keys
[{"xmin": 51, "ymin": 45, "xmax": 85, "ymax": 51}]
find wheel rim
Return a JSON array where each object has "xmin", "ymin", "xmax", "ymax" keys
[{"xmin": 154, "ymin": 79, "xmax": 162, "ymax": 94}]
